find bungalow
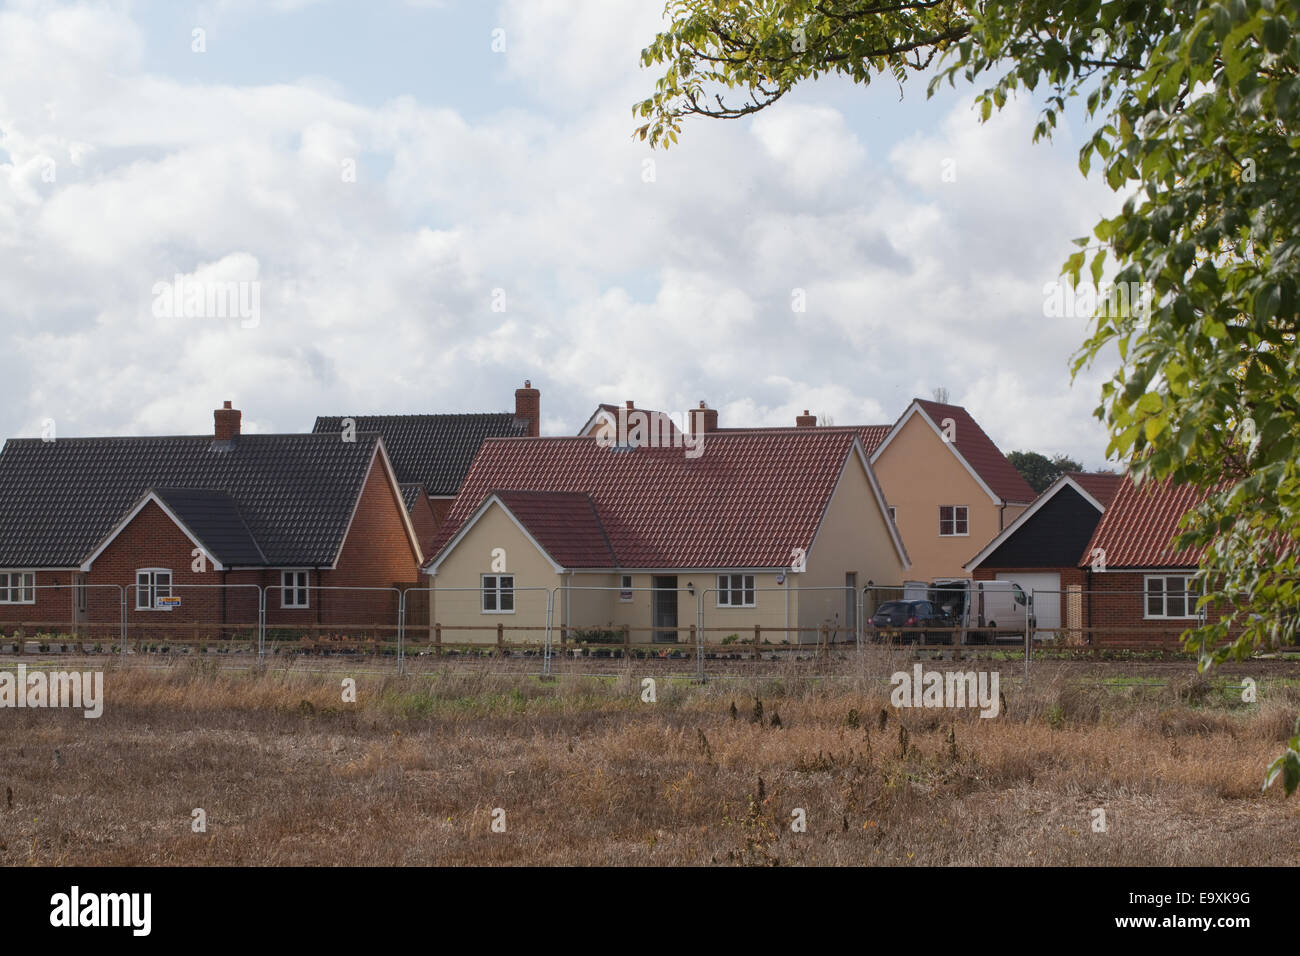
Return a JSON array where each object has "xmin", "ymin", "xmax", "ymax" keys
[
  {"xmin": 1077, "ymin": 475, "xmax": 1215, "ymax": 642},
  {"xmin": 0, "ymin": 401, "xmax": 422, "ymax": 638},
  {"xmin": 964, "ymin": 471, "xmax": 1122, "ymax": 635},
  {"xmin": 313, "ymin": 380, "xmax": 541, "ymax": 552},
  {"xmin": 420, "ymin": 428, "xmax": 909, "ymax": 645}
]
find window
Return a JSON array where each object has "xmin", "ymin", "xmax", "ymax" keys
[
  {"xmin": 482, "ymin": 574, "xmax": 515, "ymax": 613},
  {"xmin": 0, "ymin": 572, "xmax": 35, "ymax": 604},
  {"xmin": 135, "ymin": 569, "xmax": 172, "ymax": 610},
  {"xmin": 1145, "ymin": 574, "xmax": 1199, "ymax": 619},
  {"xmin": 939, "ymin": 505, "xmax": 969, "ymax": 536},
  {"xmin": 282, "ymin": 570, "xmax": 309, "ymax": 608},
  {"xmin": 716, "ymin": 573, "xmax": 756, "ymax": 607},
  {"xmin": 619, "ymin": 574, "xmax": 634, "ymax": 602},
  {"xmin": 888, "ymin": 506, "xmax": 897, "ymax": 524}
]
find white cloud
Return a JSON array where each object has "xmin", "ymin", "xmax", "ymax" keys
[{"xmin": 0, "ymin": 1, "xmax": 1120, "ymax": 467}]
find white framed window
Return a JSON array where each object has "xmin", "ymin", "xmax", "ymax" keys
[
  {"xmin": 939, "ymin": 505, "xmax": 969, "ymax": 536},
  {"xmin": 282, "ymin": 570, "xmax": 309, "ymax": 608},
  {"xmin": 135, "ymin": 568, "xmax": 172, "ymax": 610},
  {"xmin": 482, "ymin": 574, "xmax": 515, "ymax": 613},
  {"xmin": 619, "ymin": 574, "xmax": 634, "ymax": 602},
  {"xmin": 0, "ymin": 571, "xmax": 35, "ymax": 604},
  {"xmin": 1144, "ymin": 574, "xmax": 1200, "ymax": 619},
  {"xmin": 716, "ymin": 573, "xmax": 756, "ymax": 608}
]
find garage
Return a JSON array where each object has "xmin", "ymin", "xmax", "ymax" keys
[{"xmin": 995, "ymin": 572, "xmax": 1061, "ymax": 630}]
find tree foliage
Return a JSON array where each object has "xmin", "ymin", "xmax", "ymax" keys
[
  {"xmin": 1008, "ymin": 450, "xmax": 1085, "ymax": 494},
  {"xmin": 638, "ymin": 0, "xmax": 1300, "ymax": 791}
]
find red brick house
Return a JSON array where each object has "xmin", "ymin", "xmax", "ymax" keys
[
  {"xmin": 313, "ymin": 381, "xmax": 541, "ymax": 553},
  {"xmin": 966, "ymin": 472, "xmax": 1229, "ymax": 644},
  {"xmin": 1076, "ymin": 475, "xmax": 1215, "ymax": 643},
  {"xmin": 0, "ymin": 401, "xmax": 422, "ymax": 638},
  {"xmin": 965, "ymin": 472, "xmax": 1122, "ymax": 634}
]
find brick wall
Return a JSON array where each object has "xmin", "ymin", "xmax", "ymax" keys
[
  {"xmin": 0, "ymin": 571, "xmax": 77, "ymax": 628},
  {"xmin": 408, "ymin": 494, "xmax": 438, "ymax": 560}
]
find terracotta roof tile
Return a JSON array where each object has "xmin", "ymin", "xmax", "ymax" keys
[
  {"xmin": 1080, "ymin": 476, "xmax": 1209, "ymax": 568},
  {"xmin": 913, "ymin": 400, "xmax": 1036, "ymax": 504},
  {"xmin": 493, "ymin": 490, "xmax": 616, "ymax": 568},
  {"xmin": 428, "ymin": 430, "xmax": 880, "ymax": 570},
  {"xmin": 1065, "ymin": 471, "xmax": 1123, "ymax": 508}
]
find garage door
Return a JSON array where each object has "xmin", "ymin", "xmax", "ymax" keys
[{"xmin": 995, "ymin": 572, "xmax": 1061, "ymax": 630}]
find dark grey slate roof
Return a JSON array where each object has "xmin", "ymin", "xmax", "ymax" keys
[
  {"xmin": 397, "ymin": 483, "xmax": 424, "ymax": 514},
  {"xmin": 0, "ymin": 433, "xmax": 381, "ymax": 568},
  {"xmin": 153, "ymin": 488, "xmax": 267, "ymax": 566},
  {"xmin": 312, "ymin": 413, "xmax": 528, "ymax": 497}
]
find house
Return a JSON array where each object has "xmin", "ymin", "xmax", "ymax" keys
[
  {"xmin": 867, "ymin": 399, "xmax": 1036, "ymax": 582},
  {"xmin": 700, "ymin": 397, "xmax": 1031, "ymax": 584},
  {"xmin": 0, "ymin": 401, "xmax": 422, "ymax": 637},
  {"xmin": 964, "ymin": 471, "xmax": 1123, "ymax": 635},
  {"xmin": 1076, "ymin": 475, "xmax": 1215, "ymax": 642},
  {"xmin": 419, "ymin": 427, "xmax": 909, "ymax": 645},
  {"xmin": 313, "ymin": 381, "xmax": 540, "ymax": 552}
]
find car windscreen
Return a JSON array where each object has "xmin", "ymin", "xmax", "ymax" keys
[{"xmin": 875, "ymin": 602, "xmax": 909, "ymax": 615}]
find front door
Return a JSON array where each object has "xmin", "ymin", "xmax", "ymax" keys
[
  {"xmin": 73, "ymin": 573, "xmax": 88, "ymax": 633},
  {"xmin": 652, "ymin": 576, "xmax": 678, "ymax": 643}
]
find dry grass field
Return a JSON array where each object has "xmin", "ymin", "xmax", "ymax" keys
[{"xmin": 3, "ymin": 651, "xmax": 1300, "ymax": 866}]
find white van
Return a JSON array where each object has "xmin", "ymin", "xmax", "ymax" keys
[{"xmin": 928, "ymin": 578, "xmax": 1031, "ymax": 642}]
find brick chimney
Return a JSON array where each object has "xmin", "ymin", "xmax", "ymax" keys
[
  {"xmin": 214, "ymin": 400, "xmax": 241, "ymax": 441},
  {"xmin": 691, "ymin": 400, "xmax": 718, "ymax": 437},
  {"xmin": 514, "ymin": 380, "xmax": 540, "ymax": 437},
  {"xmin": 796, "ymin": 409, "xmax": 817, "ymax": 427}
]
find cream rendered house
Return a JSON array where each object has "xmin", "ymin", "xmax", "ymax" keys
[
  {"xmin": 868, "ymin": 399, "xmax": 1035, "ymax": 583},
  {"xmin": 421, "ymin": 426, "xmax": 908, "ymax": 645}
]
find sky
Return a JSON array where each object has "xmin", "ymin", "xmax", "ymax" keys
[{"xmin": 0, "ymin": 0, "xmax": 1125, "ymax": 466}]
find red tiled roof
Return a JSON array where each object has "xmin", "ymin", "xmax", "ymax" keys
[
  {"xmin": 427, "ymin": 430, "xmax": 891, "ymax": 570},
  {"xmin": 1065, "ymin": 471, "xmax": 1123, "ymax": 508},
  {"xmin": 1080, "ymin": 476, "xmax": 1210, "ymax": 569},
  {"xmin": 492, "ymin": 490, "xmax": 616, "ymax": 568},
  {"xmin": 912, "ymin": 400, "xmax": 1037, "ymax": 504},
  {"xmin": 856, "ymin": 425, "xmax": 891, "ymax": 456},
  {"xmin": 714, "ymin": 424, "xmax": 891, "ymax": 454}
]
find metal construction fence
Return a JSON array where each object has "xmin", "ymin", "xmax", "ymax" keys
[{"xmin": 0, "ymin": 580, "xmax": 1264, "ymax": 675}]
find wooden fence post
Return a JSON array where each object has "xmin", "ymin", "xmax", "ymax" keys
[
  {"xmin": 753, "ymin": 624, "xmax": 761, "ymax": 661},
  {"xmin": 434, "ymin": 622, "xmax": 442, "ymax": 657},
  {"xmin": 623, "ymin": 623, "xmax": 631, "ymax": 657},
  {"xmin": 497, "ymin": 621, "xmax": 504, "ymax": 655}
]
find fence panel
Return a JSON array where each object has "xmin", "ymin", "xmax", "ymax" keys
[
  {"xmin": 1028, "ymin": 587, "xmax": 1208, "ymax": 656},
  {"xmin": 400, "ymin": 585, "xmax": 552, "ymax": 672},
  {"xmin": 0, "ymin": 584, "xmax": 124, "ymax": 655},
  {"xmin": 124, "ymin": 583, "xmax": 263, "ymax": 657},
  {"xmin": 261, "ymin": 585, "xmax": 402, "ymax": 660}
]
